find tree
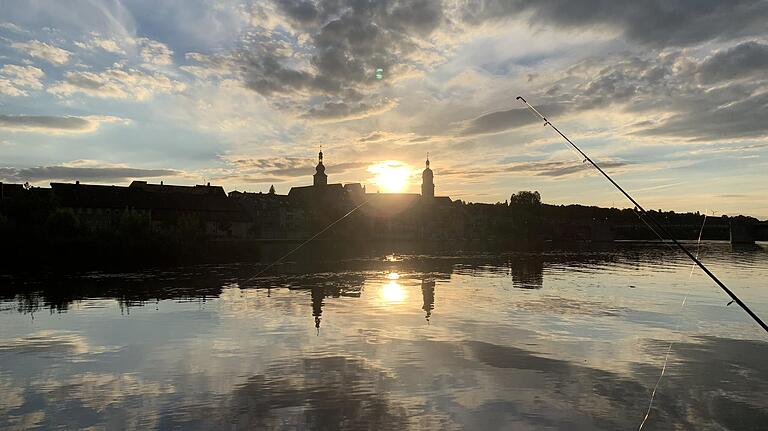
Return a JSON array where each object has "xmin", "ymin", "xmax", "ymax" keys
[
  {"xmin": 117, "ymin": 209, "xmax": 151, "ymax": 239},
  {"xmin": 509, "ymin": 191, "xmax": 541, "ymax": 207},
  {"xmin": 269, "ymin": 185, "xmax": 276, "ymax": 194},
  {"xmin": 46, "ymin": 208, "xmax": 80, "ymax": 238}
]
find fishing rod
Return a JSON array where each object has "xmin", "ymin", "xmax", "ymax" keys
[
  {"xmin": 516, "ymin": 96, "xmax": 768, "ymax": 335},
  {"xmin": 242, "ymin": 199, "xmax": 370, "ymax": 284}
]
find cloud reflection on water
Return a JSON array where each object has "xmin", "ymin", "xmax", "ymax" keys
[{"xmin": 0, "ymin": 243, "xmax": 767, "ymax": 429}]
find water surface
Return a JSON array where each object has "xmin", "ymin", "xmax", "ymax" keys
[{"xmin": 1, "ymin": 242, "xmax": 767, "ymax": 430}]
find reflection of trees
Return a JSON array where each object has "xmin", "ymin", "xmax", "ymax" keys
[
  {"xmin": 507, "ymin": 255, "xmax": 544, "ymax": 289},
  {"xmin": 0, "ymin": 269, "xmax": 229, "ymax": 315},
  {"xmin": 2, "ymin": 244, "xmax": 723, "ymax": 316}
]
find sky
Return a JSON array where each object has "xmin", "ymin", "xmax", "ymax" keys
[{"xmin": 0, "ymin": 0, "xmax": 767, "ymax": 217}]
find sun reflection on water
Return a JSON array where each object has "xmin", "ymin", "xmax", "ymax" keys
[{"xmin": 379, "ymin": 273, "xmax": 406, "ymax": 304}]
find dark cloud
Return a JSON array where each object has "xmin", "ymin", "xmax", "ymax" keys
[
  {"xmin": 459, "ymin": 104, "xmax": 567, "ymax": 136},
  {"xmin": 544, "ymin": 44, "xmax": 768, "ymax": 140},
  {"xmin": 302, "ymin": 98, "xmax": 393, "ymax": 121},
  {"xmin": 266, "ymin": 161, "xmax": 368, "ymax": 177},
  {"xmin": 461, "ymin": 0, "xmax": 768, "ymax": 47},
  {"xmin": 275, "ymin": 0, "xmax": 318, "ymax": 23},
  {"xmin": 635, "ymin": 91, "xmax": 768, "ymax": 140},
  {"xmin": 224, "ymin": 156, "xmax": 368, "ymax": 178},
  {"xmin": 0, "ymin": 115, "xmax": 93, "ymax": 132},
  {"xmin": 696, "ymin": 41, "xmax": 768, "ymax": 84},
  {"xmin": 0, "ymin": 166, "xmax": 179, "ymax": 182},
  {"xmin": 217, "ymin": 176, "xmax": 287, "ymax": 184},
  {"xmin": 225, "ymin": 156, "xmax": 309, "ymax": 170},
  {"xmin": 230, "ymin": 0, "xmax": 768, "ymax": 125},
  {"xmin": 237, "ymin": 0, "xmax": 445, "ymax": 119}
]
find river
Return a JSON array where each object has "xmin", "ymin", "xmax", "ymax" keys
[{"xmin": 1, "ymin": 242, "xmax": 767, "ymax": 430}]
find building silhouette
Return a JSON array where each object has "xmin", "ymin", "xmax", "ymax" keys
[
  {"xmin": 421, "ymin": 156, "xmax": 434, "ymax": 199},
  {"xmin": 0, "ymin": 149, "xmax": 522, "ymax": 242},
  {"xmin": 313, "ymin": 150, "xmax": 327, "ymax": 187}
]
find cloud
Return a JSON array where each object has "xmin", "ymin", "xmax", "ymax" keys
[
  {"xmin": 10, "ymin": 40, "xmax": 71, "ymax": 65},
  {"xmin": 230, "ymin": 0, "xmax": 446, "ymax": 118},
  {"xmin": 221, "ymin": 155, "xmax": 367, "ymax": 178},
  {"xmin": 0, "ymin": 64, "xmax": 45, "ymax": 96},
  {"xmin": 0, "ymin": 164, "xmax": 179, "ymax": 183},
  {"xmin": 48, "ymin": 67, "xmax": 185, "ymax": 100},
  {"xmin": 0, "ymin": 80, "xmax": 26, "ymax": 97},
  {"xmin": 0, "ymin": 115, "xmax": 127, "ymax": 134},
  {"xmin": 214, "ymin": 175, "xmax": 288, "ymax": 184},
  {"xmin": 636, "ymin": 91, "xmax": 768, "ymax": 140},
  {"xmin": 74, "ymin": 35, "xmax": 125, "ymax": 54},
  {"xmin": 303, "ymin": 98, "xmax": 397, "ymax": 121},
  {"xmin": 180, "ymin": 52, "xmax": 237, "ymax": 79},
  {"xmin": 265, "ymin": 161, "xmax": 368, "ymax": 177},
  {"xmin": 440, "ymin": 160, "xmax": 628, "ymax": 178},
  {"xmin": 0, "ymin": 22, "xmax": 26, "ymax": 33},
  {"xmin": 696, "ymin": 41, "xmax": 768, "ymax": 84},
  {"xmin": 459, "ymin": 104, "xmax": 567, "ymax": 136},
  {"xmin": 222, "ymin": 156, "xmax": 310, "ymax": 170},
  {"xmin": 135, "ymin": 37, "xmax": 174, "ymax": 66},
  {"xmin": 536, "ymin": 43, "xmax": 768, "ymax": 140},
  {"xmin": 460, "ymin": 0, "xmax": 768, "ymax": 47}
]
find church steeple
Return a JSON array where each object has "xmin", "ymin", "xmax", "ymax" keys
[
  {"xmin": 421, "ymin": 153, "xmax": 434, "ymax": 198},
  {"xmin": 313, "ymin": 147, "xmax": 327, "ymax": 186}
]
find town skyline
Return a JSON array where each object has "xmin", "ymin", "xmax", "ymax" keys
[{"xmin": 1, "ymin": 1, "xmax": 767, "ymax": 218}]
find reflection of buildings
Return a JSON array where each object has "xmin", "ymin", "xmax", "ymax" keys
[
  {"xmin": 298, "ymin": 274, "xmax": 365, "ymax": 330},
  {"xmin": 421, "ymin": 277, "xmax": 435, "ymax": 322},
  {"xmin": 311, "ymin": 286, "xmax": 324, "ymax": 330}
]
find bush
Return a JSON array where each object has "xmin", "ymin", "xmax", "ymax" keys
[
  {"xmin": 117, "ymin": 210, "xmax": 151, "ymax": 239},
  {"xmin": 46, "ymin": 208, "xmax": 80, "ymax": 238}
]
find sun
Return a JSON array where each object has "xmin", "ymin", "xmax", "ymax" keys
[{"xmin": 368, "ymin": 161, "xmax": 412, "ymax": 193}]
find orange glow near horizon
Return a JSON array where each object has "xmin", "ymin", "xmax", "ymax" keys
[{"xmin": 368, "ymin": 161, "xmax": 413, "ymax": 193}]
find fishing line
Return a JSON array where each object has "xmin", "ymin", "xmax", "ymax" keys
[
  {"xmin": 637, "ymin": 295, "xmax": 686, "ymax": 431},
  {"xmin": 242, "ymin": 200, "xmax": 370, "ymax": 285},
  {"xmin": 638, "ymin": 213, "xmax": 708, "ymax": 430},
  {"xmin": 690, "ymin": 213, "xmax": 708, "ymax": 277},
  {"xmin": 516, "ymin": 96, "xmax": 768, "ymax": 335}
]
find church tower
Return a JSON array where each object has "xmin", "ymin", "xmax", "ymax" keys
[
  {"xmin": 421, "ymin": 155, "xmax": 434, "ymax": 198},
  {"xmin": 313, "ymin": 149, "xmax": 327, "ymax": 186}
]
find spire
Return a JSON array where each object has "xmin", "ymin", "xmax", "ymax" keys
[
  {"xmin": 421, "ymin": 152, "xmax": 434, "ymax": 198},
  {"xmin": 314, "ymin": 146, "xmax": 328, "ymax": 186}
]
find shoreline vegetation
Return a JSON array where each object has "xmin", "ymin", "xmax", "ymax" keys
[{"xmin": 1, "ymin": 186, "xmax": 765, "ymax": 272}]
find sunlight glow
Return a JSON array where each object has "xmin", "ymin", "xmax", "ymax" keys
[
  {"xmin": 386, "ymin": 272, "xmax": 400, "ymax": 280},
  {"xmin": 368, "ymin": 161, "xmax": 413, "ymax": 193},
  {"xmin": 379, "ymin": 280, "xmax": 407, "ymax": 304}
]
